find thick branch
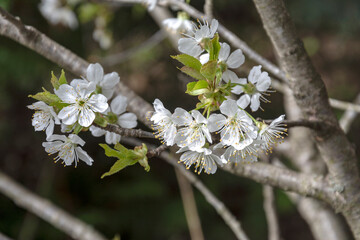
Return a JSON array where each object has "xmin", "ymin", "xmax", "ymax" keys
[
  {"xmin": 96, "ymin": 123, "xmax": 155, "ymax": 139},
  {"xmin": 222, "ymin": 162, "xmax": 342, "ymax": 207},
  {"xmin": 0, "ymin": 171, "xmax": 107, "ymax": 240},
  {"xmin": 251, "ymin": 0, "xmax": 360, "ymax": 238}
]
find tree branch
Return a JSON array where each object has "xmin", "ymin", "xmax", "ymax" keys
[
  {"xmin": 251, "ymin": 0, "xmax": 360, "ymax": 238},
  {"xmin": 96, "ymin": 123, "xmax": 155, "ymax": 139},
  {"xmin": 263, "ymin": 185, "xmax": 281, "ymax": 240},
  {"xmin": 339, "ymin": 93, "xmax": 360, "ymax": 133},
  {"xmin": 0, "ymin": 171, "xmax": 107, "ymax": 240},
  {"xmin": 204, "ymin": 0, "xmax": 214, "ymax": 19}
]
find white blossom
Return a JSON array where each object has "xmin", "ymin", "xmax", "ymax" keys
[
  {"xmin": 177, "ymin": 146, "xmax": 223, "ymax": 174},
  {"xmin": 173, "ymin": 109, "xmax": 212, "ymax": 150},
  {"xmin": 42, "ymin": 134, "xmax": 93, "ymax": 166},
  {"xmin": 90, "ymin": 95, "xmax": 137, "ymax": 145},
  {"xmin": 28, "ymin": 101, "xmax": 60, "ymax": 138},
  {"xmin": 232, "ymin": 65, "xmax": 271, "ymax": 112},
  {"xmin": 208, "ymin": 99, "xmax": 257, "ymax": 148},
  {"xmin": 163, "ymin": 12, "xmax": 193, "ymax": 34},
  {"xmin": 258, "ymin": 115, "xmax": 287, "ymax": 152},
  {"xmin": 39, "ymin": 0, "xmax": 78, "ymax": 29},
  {"xmin": 178, "ymin": 19, "xmax": 219, "ymax": 57},
  {"xmin": 199, "ymin": 42, "xmax": 245, "ymax": 83},
  {"xmin": 73, "ymin": 63, "xmax": 120, "ymax": 99},
  {"xmin": 55, "ymin": 81, "xmax": 108, "ymax": 127},
  {"xmin": 150, "ymin": 99, "xmax": 177, "ymax": 146},
  {"xmin": 219, "ymin": 141, "xmax": 259, "ymax": 164}
]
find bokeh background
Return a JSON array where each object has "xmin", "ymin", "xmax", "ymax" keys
[{"xmin": 0, "ymin": 0, "xmax": 359, "ymax": 239}]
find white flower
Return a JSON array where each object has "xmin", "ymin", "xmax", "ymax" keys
[
  {"xmin": 73, "ymin": 63, "xmax": 120, "ymax": 99},
  {"xmin": 28, "ymin": 101, "xmax": 60, "ymax": 138},
  {"xmin": 150, "ymin": 99, "xmax": 177, "ymax": 146},
  {"xmin": 146, "ymin": 0, "xmax": 158, "ymax": 11},
  {"xmin": 55, "ymin": 81, "xmax": 108, "ymax": 127},
  {"xmin": 220, "ymin": 142, "xmax": 259, "ymax": 164},
  {"xmin": 178, "ymin": 19, "xmax": 219, "ymax": 57},
  {"xmin": 232, "ymin": 65, "xmax": 271, "ymax": 112},
  {"xmin": 177, "ymin": 147, "xmax": 223, "ymax": 174},
  {"xmin": 42, "ymin": 134, "xmax": 93, "ymax": 166},
  {"xmin": 258, "ymin": 115, "xmax": 287, "ymax": 152},
  {"xmin": 163, "ymin": 12, "xmax": 193, "ymax": 34},
  {"xmin": 208, "ymin": 99, "xmax": 257, "ymax": 148},
  {"xmin": 173, "ymin": 109, "xmax": 212, "ymax": 150},
  {"xmin": 90, "ymin": 95, "xmax": 137, "ymax": 145},
  {"xmin": 39, "ymin": 0, "xmax": 78, "ymax": 29},
  {"xmin": 199, "ymin": 42, "xmax": 245, "ymax": 83}
]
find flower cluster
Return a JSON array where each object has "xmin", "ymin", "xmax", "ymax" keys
[
  {"xmin": 150, "ymin": 19, "xmax": 286, "ymax": 174},
  {"xmin": 28, "ymin": 63, "xmax": 137, "ymax": 167}
]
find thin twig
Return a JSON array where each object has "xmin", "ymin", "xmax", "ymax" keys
[
  {"xmin": 101, "ymin": 30, "xmax": 166, "ymax": 67},
  {"xmin": 147, "ymin": 144, "xmax": 168, "ymax": 158},
  {"xmin": 204, "ymin": 0, "xmax": 214, "ymax": 19},
  {"xmin": 122, "ymin": 137, "xmax": 250, "ymax": 240},
  {"xmin": 339, "ymin": 93, "xmax": 360, "ymax": 133},
  {"xmin": 96, "ymin": 123, "xmax": 155, "ymax": 139},
  {"xmin": 0, "ymin": 171, "xmax": 107, "ymax": 240},
  {"xmin": 175, "ymin": 169, "xmax": 205, "ymax": 240}
]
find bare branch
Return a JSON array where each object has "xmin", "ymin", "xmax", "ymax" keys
[
  {"xmin": 175, "ymin": 169, "xmax": 205, "ymax": 240},
  {"xmin": 101, "ymin": 30, "xmax": 166, "ymax": 67},
  {"xmin": 222, "ymin": 162, "xmax": 343, "ymax": 207},
  {"xmin": 0, "ymin": 171, "xmax": 107, "ymax": 240},
  {"xmin": 251, "ymin": 0, "xmax": 360, "ymax": 238},
  {"xmin": 146, "ymin": 144, "xmax": 168, "ymax": 158},
  {"xmin": 339, "ymin": 93, "xmax": 360, "ymax": 133},
  {"xmin": 0, "ymin": 232, "xmax": 13, "ymax": 240},
  {"xmin": 204, "ymin": 0, "xmax": 214, "ymax": 19},
  {"xmin": 96, "ymin": 123, "xmax": 155, "ymax": 139},
  {"xmin": 263, "ymin": 185, "xmax": 281, "ymax": 240}
]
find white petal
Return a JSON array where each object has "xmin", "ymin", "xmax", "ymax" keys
[
  {"xmin": 209, "ymin": 19, "xmax": 218, "ymax": 37},
  {"xmin": 110, "ymin": 95, "xmax": 127, "ymax": 115},
  {"xmin": 102, "ymin": 72, "xmax": 120, "ymax": 89},
  {"xmin": 199, "ymin": 53, "xmax": 210, "ymax": 65},
  {"xmin": 86, "ymin": 63, "xmax": 104, "ymax": 84},
  {"xmin": 70, "ymin": 79, "xmax": 88, "ymax": 88},
  {"xmin": 250, "ymin": 93, "xmax": 261, "ymax": 112},
  {"xmin": 256, "ymin": 72, "xmax": 271, "ymax": 92},
  {"xmin": 222, "ymin": 70, "xmax": 238, "ymax": 83},
  {"xmin": 101, "ymin": 88, "xmax": 115, "ymax": 99},
  {"xmin": 69, "ymin": 134, "xmax": 86, "ymax": 146},
  {"xmin": 178, "ymin": 38, "xmax": 203, "ymax": 57},
  {"xmin": 27, "ymin": 101, "xmax": 48, "ymax": 110},
  {"xmin": 76, "ymin": 82, "xmax": 96, "ymax": 99},
  {"xmin": 172, "ymin": 108, "xmax": 192, "ymax": 126},
  {"xmin": 57, "ymin": 105, "xmax": 79, "ymax": 125},
  {"xmin": 248, "ymin": 65, "xmax": 262, "ymax": 84},
  {"xmin": 78, "ymin": 107, "xmax": 95, "ymax": 127},
  {"xmin": 191, "ymin": 110, "xmax": 206, "ymax": 124},
  {"xmin": 164, "ymin": 124, "xmax": 177, "ymax": 146},
  {"xmin": 118, "ymin": 113, "xmax": 137, "ymax": 128},
  {"xmin": 226, "ymin": 49, "xmax": 245, "ymax": 69},
  {"xmin": 89, "ymin": 126, "xmax": 106, "ymax": 137},
  {"xmin": 55, "ymin": 84, "xmax": 77, "ymax": 103},
  {"xmin": 75, "ymin": 147, "xmax": 94, "ymax": 166},
  {"xmin": 237, "ymin": 95, "xmax": 251, "ymax": 109},
  {"xmin": 202, "ymin": 126, "xmax": 212, "ymax": 143},
  {"xmin": 47, "ymin": 134, "xmax": 68, "ymax": 142},
  {"xmin": 105, "ymin": 132, "xmax": 121, "ymax": 145},
  {"xmin": 88, "ymin": 94, "xmax": 109, "ymax": 113},
  {"xmin": 220, "ymin": 99, "xmax": 238, "ymax": 117},
  {"xmin": 207, "ymin": 114, "xmax": 226, "ymax": 132},
  {"xmin": 270, "ymin": 115, "xmax": 285, "ymax": 126},
  {"xmin": 45, "ymin": 120, "xmax": 55, "ymax": 139},
  {"xmin": 218, "ymin": 42, "xmax": 230, "ymax": 62},
  {"xmin": 231, "ymin": 78, "xmax": 247, "ymax": 95}
]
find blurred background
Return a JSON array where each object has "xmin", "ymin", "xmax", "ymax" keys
[{"xmin": 0, "ymin": 0, "xmax": 359, "ymax": 239}]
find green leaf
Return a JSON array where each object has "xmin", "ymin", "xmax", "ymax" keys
[
  {"xmin": 51, "ymin": 70, "xmax": 67, "ymax": 90},
  {"xmin": 171, "ymin": 54, "xmax": 202, "ymax": 71},
  {"xmin": 209, "ymin": 33, "xmax": 221, "ymax": 61},
  {"xmin": 101, "ymin": 158, "xmax": 138, "ymax": 179},
  {"xmin": 100, "ymin": 143, "xmax": 131, "ymax": 159},
  {"xmin": 186, "ymin": 80, "xmax": 209, "ymax": 96},
  {"xmin": 29, "ymin": 89, "xmax": 61, "ymax": 105},
  {"xmin": 179, "ymin": 66, "xmax": 206, "ymax": 81},
  {"xmin": 200, "ymin": 60, "xmax": 217, "ymax": 80},
  {"xmin": 73, "ymin": 123, "xmax": 83, "ymax": 134}
]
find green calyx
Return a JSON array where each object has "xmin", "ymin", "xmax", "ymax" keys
[
  {"xmin": 107, "ymin": 112, "xmax": 118, "ymax": 124},
  {"xmin": 242, "ymin": 82, "xmax": 257, "ymax": 95}
]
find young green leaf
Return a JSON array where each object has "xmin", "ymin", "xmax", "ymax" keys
[
  {"xmin": 171, "ymin": 54, "xmax": 202, "ymax": 71},
  {"xmin": 29, "ymin": 89, "xmax": 61, "ymax": 105},
  {"xmin": 200, "ymin": 60, "xmax": 217, "ymax": 80},
  {"xmin": 209, "ymin": 33, "xmax": 221, "ymax": 61},
  {"xmin": 179, "ymin": 66, "xmax": 206, "ymax": 81},
  {"xmin": 186, "ymin": 80, "xmax": 209, "ymax": 96},
  {"xmin": 51, "ymin": 70, "xmax": 67, "ymax": 90},
  {"xmin": 101, "ymin": 158, "xmax": 138, "ymax": 179}
]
